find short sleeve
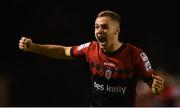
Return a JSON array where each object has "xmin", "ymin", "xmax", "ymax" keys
[
  {"xmin": 135, "ymin": 49, "xmax": 156, "ymax": 83},
  {"xmin": 70, "ymin": 42, "xmax": 91, "ymax": 58}
]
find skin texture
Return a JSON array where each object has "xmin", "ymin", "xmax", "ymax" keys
[{"xmin": 95, "ymin": 16, "xmax": 122, "ymax": 52}]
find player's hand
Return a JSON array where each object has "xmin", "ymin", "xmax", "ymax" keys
[
  {"xmin": 152, "ymin": 74, "xmax": 164, "ymax": 95},
  {"xmin": 19, "ymin": 37, "xmax": 33, "ymax": 52}
]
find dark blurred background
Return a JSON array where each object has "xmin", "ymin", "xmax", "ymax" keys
[{"xmin": 1, "ymin": 0, "xmax": 180, "ymax": 106}]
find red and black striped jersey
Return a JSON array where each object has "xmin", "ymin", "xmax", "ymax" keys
[{"xmin": 70, "ymin": 41, "xmax": 155, "ymax": 106}]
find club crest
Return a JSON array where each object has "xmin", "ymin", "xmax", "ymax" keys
[{"xmin": 105, "ymin": 70, "xmax": 112, "ymax": 80}]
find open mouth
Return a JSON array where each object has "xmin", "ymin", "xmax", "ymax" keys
[{"xmin": 97, "ymin": 37, "xmax": 107, "ymax": 44}]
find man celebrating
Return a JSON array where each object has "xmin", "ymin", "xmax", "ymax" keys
[{"xmin": 19, "ymin": 10, "xmax": 164, "ymax": 106}]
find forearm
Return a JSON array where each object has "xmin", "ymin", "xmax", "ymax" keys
[{"xmin": 30, "ymin": 43, "xmax": 73, "ymax": 59}]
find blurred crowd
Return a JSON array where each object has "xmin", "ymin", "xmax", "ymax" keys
[{"xmin": 136, "ymin": 70, "xmax": 180, "ymax": 107}]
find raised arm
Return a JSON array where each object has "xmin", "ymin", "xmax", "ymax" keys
[{"xmin": 19, "ymin": 37, "xmax": 74, "ymax": 60}]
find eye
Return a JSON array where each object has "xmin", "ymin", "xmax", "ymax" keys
[
  {"xmin": 95, "ymin": 24, "xmax": 108, "ymax": 30},
  {"xmin": 101, "ymin": 24, "xmax": 108, "ymax": 30},
  {"xmin": 95, "ymin": 25, "xmax": 99, "ymax": 29}
]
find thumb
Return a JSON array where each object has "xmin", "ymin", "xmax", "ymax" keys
[
  {"xmin": 152, "ymin": 74, "xmax": 155, "ymax": 79},
  {"xmin": 152, "ymin": 74, "xmax": 159, "ymax": 79}
]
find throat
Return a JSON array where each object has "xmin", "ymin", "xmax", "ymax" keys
[
  {"xmin": 107, "ymin": 41, "xmax": 122, "ymax": 52},
  {"xmin": 102, "ymin": 42, "xmax": 126, "ymax": 57}
]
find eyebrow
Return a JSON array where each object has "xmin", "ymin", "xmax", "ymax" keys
[{"xmin": 95, "ymin": 23, "xmax": 108, "ymax": 26}]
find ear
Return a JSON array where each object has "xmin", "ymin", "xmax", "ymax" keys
[
  {"xmin": 115, "ymin": 25, "xmax": 120, "ymax": 34},
  {"xmin": 117, "ymin": 25, "xmax": 120, "ymax": 33}
]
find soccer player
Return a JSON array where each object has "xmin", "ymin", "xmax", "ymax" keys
[{"xmin": 18, "ymin": 10, "xmax": 164, "ymax": 106}]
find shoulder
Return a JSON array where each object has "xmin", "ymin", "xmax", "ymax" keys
[
  {"xmin": 127, "ymin": 43, "xmax": 142, "ymax": 50},
  {"xmin": 91, "ymin": 41, "xmax": 98, "ymax": 45},
  {"xmin": 73, "ymin": 41, "xmax": 98, "ymax": 51},
  {"xmin": 127, "ymin": 43, "xmax": 150, "ymax": 61},
  {"xmin": 79, "ymin": 41, "xmax": 97, "ymax": 46},
  {"xmin": 126, "ymin": 43, "xmax": 144, "ymax": 53},
  {"xmin": 124, "ymin": 43, "xmax": 147, "ymax": 59}
]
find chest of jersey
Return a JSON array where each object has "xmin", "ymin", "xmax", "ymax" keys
[
  {"xmin": 88, "ymin": 47, "xmax": 135, "ymax": 81},
  {"xmin": 87, "ymin": 46, "xmax": 137, "ymax": 95}
]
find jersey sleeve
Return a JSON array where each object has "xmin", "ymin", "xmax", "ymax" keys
[
  {"xmin": 70, "ymin": 42, "xmax": 91, "ymax": 58},
  {"xmin": 135, "ymin": 49, "xmax": 156, "ymax": 83}
]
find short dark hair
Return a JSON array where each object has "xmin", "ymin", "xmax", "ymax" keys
[{"xmin": 97, "ymin": 10, "xmax": 121, "ymax": 26}]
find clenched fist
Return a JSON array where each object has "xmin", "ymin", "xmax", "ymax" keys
[
  {"xmin": 152, "ymin": 74, "xmax": 164, "ymax": 94},
  {"xmin": 19, "ymin": 37, "xmax": 33, "ymax": 51}
]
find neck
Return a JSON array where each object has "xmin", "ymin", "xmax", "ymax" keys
[
  {"xmin": 106, "ymin": 40, "xmax": 122, "ymax": 52},
  {"xmin": 112, "ymin": 41, "xmax": 122, "ymax": 51}
]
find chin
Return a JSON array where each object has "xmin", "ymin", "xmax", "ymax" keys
[
  {"xmin": 101, "ymin": 47, "xmax": 107, "ymax": 52},
  {"xmin": 99, "ymin": 44, "xmax": 108, "ymax": 52}
]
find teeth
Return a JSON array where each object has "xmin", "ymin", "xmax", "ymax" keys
[{"xmin": 96, "ymin": 34, "xmax": 107, "ymax": 43}]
